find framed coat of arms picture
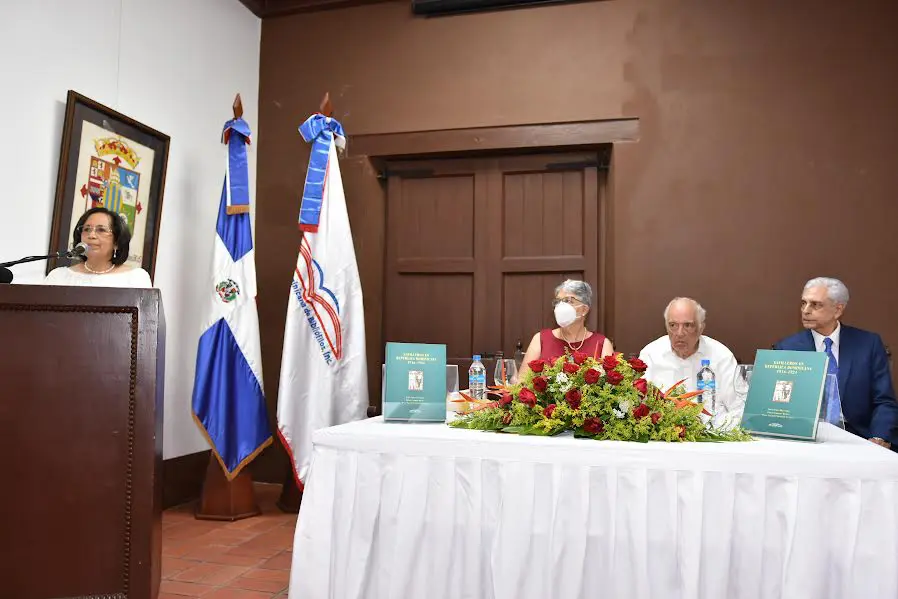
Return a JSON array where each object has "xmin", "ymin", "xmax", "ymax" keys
[{"xmin": 48, "ymin": 90, "xmax": 170, "ymax": 278}]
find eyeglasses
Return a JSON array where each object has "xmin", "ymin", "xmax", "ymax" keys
[
  {"xmin": 800, "ymin": 300, "xmax": 831, "ymax": 312},
  {"xmin": 78, "ymin": 225, "xmax": 112, "ymax": 236},
  {"xmin": 667, "ymin": 321, "xmax": 698, "ymax": 333},
  {"xmin": 552, "ymin": 297, "xmax": 582, "ymax": 307}
]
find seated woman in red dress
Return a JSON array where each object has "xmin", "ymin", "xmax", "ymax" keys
[{"xmin": 517, "ymin": 279, "xmax": 614, "ymax": 380}]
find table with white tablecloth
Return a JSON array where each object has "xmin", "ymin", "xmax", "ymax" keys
[{"xmin": 287, "ymin": 418, "xmax": 898, "ymax": 599}]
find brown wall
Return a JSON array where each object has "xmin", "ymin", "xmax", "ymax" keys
[{"xmin": 252, "ymin": 0, "xmax": 898, "ymax": 474}]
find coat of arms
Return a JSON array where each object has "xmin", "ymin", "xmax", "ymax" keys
[
  {"xmin": 84, "ymin": 138, "xmax": 143, "ymax": 233},
  {"xmin": 216, "ymin": 279, "xmax": 240, "ymax": 303}
]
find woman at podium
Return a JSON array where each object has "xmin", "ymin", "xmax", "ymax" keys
[
  {"xmin": 44, "ymin": 207, "xmax": 152, "ymax": 288},
  {"xmin": 517, "ymin": 279, "xmax": 614, "ymax": 379}
]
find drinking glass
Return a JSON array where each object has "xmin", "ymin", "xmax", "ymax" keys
[
  {"xmin": 494, "ymin": 359, "xmax": 518, "ymax": 387},
  {"xmin": 821, "ymin": 373, "xmax": 845, "ymax": 429},
  {"xmin": 446, "ymin": 364, "xmax": 462, "ymax": 415},
  {"xmin": 734, "ymin": 364, "xmax": 753, "ymax": 397},
  {"xmin": 725, "ymin": 363, "xmax": 754, "ymax": 417}
]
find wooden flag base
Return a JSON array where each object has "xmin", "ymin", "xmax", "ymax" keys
[
  {"xmin": 276, "ymin": 463, "xmax": 302, "ymax": 513},
  {"xmin": 195, "ymin": 455, "xmax": 261, "ymax": 521}
]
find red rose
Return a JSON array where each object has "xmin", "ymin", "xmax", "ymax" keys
[
  {"xmin": 677, "ymin": 425, "xmax": 687, "ymax": 439},
  {"xmin": 565, "ymin": 388, "xmax": 582, "ymax": 410},
  {"xmin": 499, "ymin": 392, "xmax": 513, "ymax": 407},
  {"xmin": 518, "ymin": 388, "xmax": 537, "ymax": 407},
  {"xmin": 583, "ymin": 417, "xmax": 605, "ymax": 435},
  {"xmin": 583, "ymin": 368, "xmax": 601, "ymax": 384},
  {"xmin": 632, "ymin": 403, "xmax": 650, "ymax": 419},
  {"xmin": 633, "ymin": 378, "xmax": 648, "ymax": 395},
  {"xmin": 650, "ymin": 412, "xmax": 662, "ymax": 425},
  {"xmin": 544, "ymin": 403, "xmax": 556, "ymax": 418},
  {"xmin": 572, "ymin": 351, "xmax": 588, "ymax": 365},
  {"xmin": 601, "ymin": 355, "xmax": 619, "ymax": 371},
  {"xmin": 605, "ymin": 371, "xmax": 624, "ymax": 386},
  {"xmin": 562, "ymin": 361, "xmax": 580, "ymax": 374},
  {"xmin": 528, "ymin": 360, "xmax": 546, "ymax": 373},
  {"xmin": 533, "ymin": 376, "xmax": 548, "ymax": 392},
  {"xmin": 628, "ymin": 357, "xmax": 648, "ymax": 373}
]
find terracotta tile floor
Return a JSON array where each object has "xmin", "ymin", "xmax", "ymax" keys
[{"xmin": 160, "ymin": 483, "xmax": 296, "ymax": 599}]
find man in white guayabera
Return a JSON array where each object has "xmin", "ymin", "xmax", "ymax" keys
[{"xmin": 639, "ymin": 297, "xmax": 738, "ymax": 422}]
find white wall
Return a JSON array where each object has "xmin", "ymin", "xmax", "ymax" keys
[{"xmin": 0, "ymin": 0, "xmax": 261, "ymax": 459}]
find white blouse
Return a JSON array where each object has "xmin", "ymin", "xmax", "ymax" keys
[{"xmin": 44, "ymin": 266, "xmax": 153, "ymax": 288}]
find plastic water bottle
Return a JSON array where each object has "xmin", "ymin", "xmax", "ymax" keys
[
  {"xmin": 469, "ymin": 355, "xmax": 487, "ymax": 401},
  {"xmin": 696, "ymin": 359, "xmax": 716, "ymax": 413}
]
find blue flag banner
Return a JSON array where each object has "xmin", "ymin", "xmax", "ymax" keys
[
  {"xmin": 223, "ymin": 117, "xmax": 252, "ymax": 215},
  {"xmin": 297, "ymin": 114, "xmax": 345, "ymax": 232},
  {"xmin": 191, "ymin": 116, "xmax": 272, "ymax": 480}
]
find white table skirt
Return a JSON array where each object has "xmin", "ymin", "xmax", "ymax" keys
[{"xmin": 288, "ymin": 418, "xmax": 898, "ymax": 599}]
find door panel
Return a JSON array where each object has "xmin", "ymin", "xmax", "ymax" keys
[
  {"xmin": 383, "ymin": 153, "xmax": 604, "ymax": 388},
  {"xmin": 387, "ymin": 274, "xmax": 474, "ymax": 359},
  {"xmin": 503, "ymin": 170, "xmax": 585, "ymax": 258},
  {"xmin": 397, "ymin": 175, "xmax": 475, "ymax": 260}
]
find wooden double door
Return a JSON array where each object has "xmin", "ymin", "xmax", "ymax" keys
[{"xmin": 383, "ymin": 152, "xmax": 607, "ymax": 382}]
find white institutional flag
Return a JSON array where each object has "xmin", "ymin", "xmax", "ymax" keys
[{"xmin": 277, "ymin": 123, "xmax": 368, "ymax": 483}]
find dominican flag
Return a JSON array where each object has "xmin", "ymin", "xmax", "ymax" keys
[
  {"xmin": 277, "ymin": 114, "xmax": 368, "ymax": 484},
  {"xmin": 191, "ymin": 116, "xmax": 272, "ymax": 480}
]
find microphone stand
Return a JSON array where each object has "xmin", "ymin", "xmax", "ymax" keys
[
  {"xmin": 0, "ymin": 251, "xmax": 79, "ymax": 284},
  {"xmin": 0, "ymin": 251, "xmax": 73, "ymax": 269}
]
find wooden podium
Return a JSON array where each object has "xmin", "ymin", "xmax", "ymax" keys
[{"xmin": 0, "ymin": 285, "xmax": 165, "ymax": 599}]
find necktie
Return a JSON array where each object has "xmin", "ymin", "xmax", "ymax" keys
[
  {"xmin": 823, "ymin": 337, "xmax": 838, "ymax": 375},
  {"xmin": 822, "ymin": 337, "xmax": 841, "ymax": 424}
]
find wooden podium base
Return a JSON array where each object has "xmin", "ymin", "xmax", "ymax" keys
[
  {"xmin": 276, "ymin": 464, "xmax": 302, "ymax": 513},
  {"xmin": 195, "ymin": 456, "xmax": 261, "ymax": 521}
]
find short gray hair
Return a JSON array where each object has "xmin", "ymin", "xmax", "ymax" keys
[
  {"xmin": 804, "ymin": 277, "xmax": 850, "ymax": 305},
  {"xmin": 663, "ymin": 297, "xmax": 707, "ymax": 326},
  {"xmin": 554, "ymin": 279, "xmax": 593, "ymax": 306}
]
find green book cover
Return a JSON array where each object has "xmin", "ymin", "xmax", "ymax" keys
[
  {"xmin": 741, "ymin": 349, "xmax": 828, "ymax": 441},
  {"xmin": 383, "ymin": 342, "xmax": 447, "ymax": 422}
]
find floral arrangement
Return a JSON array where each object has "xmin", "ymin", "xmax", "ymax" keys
[{"xmin": 450, "ymin": 352, "xmax": 751, "ymax": 442}]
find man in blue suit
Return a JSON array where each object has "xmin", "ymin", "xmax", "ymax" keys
[{"xmin": 774, "ymin": 277, "xmax": 898, "ymax": 448}]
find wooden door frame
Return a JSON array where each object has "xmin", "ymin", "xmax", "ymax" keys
[
  {"xmin": 349, "ymin": 118, "xmax": 639, "ymax": 159},
  {"xmin": 352, "ymin": 118, "xmax": 639, "ymax": 412}
]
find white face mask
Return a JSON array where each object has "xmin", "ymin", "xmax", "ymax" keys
[{"xmin": 554, "ymin": 302, "xmax": 578, "ymax": 328}]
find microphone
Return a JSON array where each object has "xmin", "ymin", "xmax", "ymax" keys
[
  {"xmin": 0, "ymin": 267, "xmax": 12, "ymax": 284},
  {"xmin": 60, "ymin": 243, "xmax": 88, "ymax": 259}
]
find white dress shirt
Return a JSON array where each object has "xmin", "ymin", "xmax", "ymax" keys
[
  {"xmin": 638, "ymin": 335, "xmax": 738, "ymax": 418},
  {"xmin": 810, "ymin": 322, "xmax": 841, "ymax": 363}
]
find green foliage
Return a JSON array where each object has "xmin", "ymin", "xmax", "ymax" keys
[
  {"xmin": 449, "ymin": 408, "xmax": 505, "ymax": 431},
  {"xmin": 451, "ymin": 351, "xmax": 753, "ymax": 444}
]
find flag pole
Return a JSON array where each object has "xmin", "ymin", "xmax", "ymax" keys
[
  {"xmin": 275, "ymin": 91, "xmax": 334, "ymax": 514},
  {"xmin": 319, "ymin": 91, "xmax": 333, "ymax": 117},
  {"xmin": 194, "ymin": 93, "xmax": 264, "ymax": 522}
]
